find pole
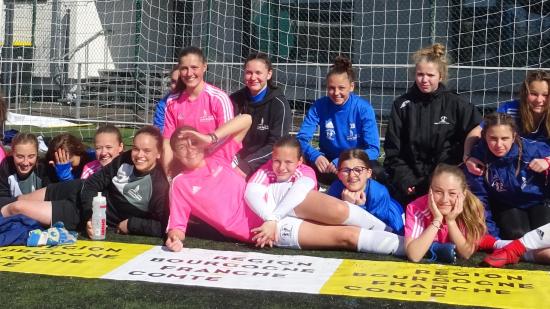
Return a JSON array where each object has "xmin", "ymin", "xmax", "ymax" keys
[{"xmin": 76, "ymin": 63, "xmax": 82, "ymax": 119}]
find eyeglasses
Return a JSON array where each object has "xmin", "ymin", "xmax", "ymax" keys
[{"xmin": 338, "ymin": 166, "xmax": 369, "ymax": 175}]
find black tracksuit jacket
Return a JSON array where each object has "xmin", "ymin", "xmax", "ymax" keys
[
  {"xmin": 230, "ymin": 85, "xmax": 292, "ymax": 176},
  {"xmin": 383, "ymin": 83, "xmax": 482, "ymax": 202}
]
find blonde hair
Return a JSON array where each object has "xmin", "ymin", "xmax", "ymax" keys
[
  {"xmin": 431, "ymin": 164, "xmax": 486, "ymax": 247},
  {"xmin": 412, "ymin": 43, "xmax": 449, "ymax": 82},
  {"xmin": 518, "ymin": 70, "xmax": 550, "ymax": 137}
]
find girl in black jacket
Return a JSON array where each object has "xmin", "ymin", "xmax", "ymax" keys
[
  {"xmin": 383, "ymin": 43, "xmax": 482, "ymax": 206},
  {"xmin": 1, "ymin": 126, "xmax": 169, "ymax": 238},
  {"xmin": 0, "ymin": 133, "xmax": 51, "ymax": 207},
  {"xmin": 230, "ymin": 53, "xmax": 292, "ymax": 177}
]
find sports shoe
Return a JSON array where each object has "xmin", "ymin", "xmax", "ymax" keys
[
  {"xmin": 425, "ymin": 242, "xmax": 456, "ymax": 264},
  {"xmin": 481, "ymin": 239, "xmax": 526, "ymax": 268},
  {"xmin": 477, "ymin": 234, "xmax": 497, "ymax": 252},
  {"xmin": 27, "ymin": 222, "xmax": 78, "ymax": 247}
]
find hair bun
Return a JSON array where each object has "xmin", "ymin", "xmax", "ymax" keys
[
  {"xmin": 431, "ymin": 43, "xmax": 446, "ymax": 58},
  {"xmin": 333, "ymin": 56, "xmax": 353, "ymax": 71}
]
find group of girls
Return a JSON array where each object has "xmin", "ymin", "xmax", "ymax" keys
[
  {"xmin": 2, "ymin": 42, "xmax": 550, "ymax": 269},
  {"xmin": 0, "ymin": 124, "xmax": 168, "ymax": 238}
]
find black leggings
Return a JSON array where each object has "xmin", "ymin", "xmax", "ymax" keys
[{"xmin": 493, "ymin": 201, "xmax": 550, "ymax": 240}]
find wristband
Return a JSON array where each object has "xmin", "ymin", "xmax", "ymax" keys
[
  {"xmin": 431, "ymin": 220, "xmax": 441, "ymax": 230},
  {"xmin": 208, "ymin": 133, "xmax": 219, "ymax": 145}
]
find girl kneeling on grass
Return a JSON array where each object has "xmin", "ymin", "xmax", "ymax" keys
[
  {"xmin": 405, "ymin": 163, "xmax": 486, "ymax": 262},
  {"xmin": 165, "ymin": 115, "xmax": 404, "ymax": 255}
]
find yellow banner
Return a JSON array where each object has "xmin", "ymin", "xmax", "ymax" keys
[
  {"xmin": 0, "ymin": 241, "xmax": 153, "ymax": 278},
  {"xmin": 321, "ymin": 259, "xmax": 550, "ymax": 309}
]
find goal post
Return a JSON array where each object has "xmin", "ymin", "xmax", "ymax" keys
[{"xmin": 0, "ymin": 0, "xmax": 548, "ymax": 142}]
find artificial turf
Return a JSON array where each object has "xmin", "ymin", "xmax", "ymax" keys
[{"xmin": 0, "ymin": 230, "xmax": 546, "ymax": 309}]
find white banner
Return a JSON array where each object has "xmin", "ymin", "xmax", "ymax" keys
[
  {"xmin": 103, "ymin": 247, "xmax": 343, "ymax": 294},
  {"xmin": 6, "ymin": 112, "xmax": 85, "ymax": 128}
]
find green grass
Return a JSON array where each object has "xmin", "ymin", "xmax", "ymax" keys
[
  {"xmin": 0, "ymin": 126, "xmax": 544, "ymax": 307},
  {"xmin": 0, "ymin": 231, "xmax": 546, "ymax": 308},
  {"xmin": 4, "ymin": 125, "xmax": 138, "ymax": 150}
]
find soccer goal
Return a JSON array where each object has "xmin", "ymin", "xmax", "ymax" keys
[{"xmin": 0, "ymin": 0, "xmax": 548, "ymax": 141}]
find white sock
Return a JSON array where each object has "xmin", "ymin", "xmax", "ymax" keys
[
  {"xmin": 356, "ymin": 229, "xmax": 405, "ymax": 256},
  {"xmin": 343, "ymin": 202, "xmax": 391, "ymax": 232},
  {"xmin": 520, "ymin": 223, "xmax": 550, "ymax": 250},
  {"xmin": 494, "ymin": 239, "xmax": 512, "ymax": 249}
]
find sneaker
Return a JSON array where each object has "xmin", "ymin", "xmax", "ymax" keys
[
  {"xmin": 426, "ymin": 242, "xmax": 456, "ymax": 264},
  {"xmin": 477, "ymin": 234, "xmax": 497, "ymax": 252},
  {"xmin": 481, "ymin": 239, "xmax": 526, "ymax": 268}
]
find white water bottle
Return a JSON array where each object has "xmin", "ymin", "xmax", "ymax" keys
[{"xmin": 91, "ymin": 192, "xmax": 107, "ymax": 240}]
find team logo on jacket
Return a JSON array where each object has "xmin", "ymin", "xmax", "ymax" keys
[
  {"xmin": 199, "ymin": 110, "xmax": 215, "ymax": 122},
  {"xmin": 520, "ymin": 176, "xmax": 527, "ymax": 189},
  {"xmin": 325, "ymin": 120, "xmax": 336, "ymax": 140},
  {"xmin": 399, "ymin": 100, "xmax": 411, "ymax": 109},
  {"xmin": 490, "ymin": 176, "xmax": 505, "ymax": 192},
  {"xmin": 434, "ymin": 116, "xmax": 451, "ymax": 125},
  {"xmin": 127, "ymin": 185, "xmax": 143, "ymax": 201},
  {"xmin": 256, "ymin": 117, "xmax": 269, "ymax": 131},
  {"xmin": 346, "ymin": 123, "xmax": 357, "ymax": 141}
]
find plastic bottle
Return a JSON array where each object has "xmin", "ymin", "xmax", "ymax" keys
[{"xmin": 91, "ymin": 192, "xmax": 107, "ymax": 240}]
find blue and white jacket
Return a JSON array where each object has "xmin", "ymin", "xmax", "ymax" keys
[
  {"xmin": 297, "ymin": 93, "xmax": 380, "ymax": 166},
  {"xmin": 466, "ymin": 137, "xmax": 550, "ymax": 237},
  {"xmin": 327, "ymin": 178, "xmax": 404, "ymax": 235}
]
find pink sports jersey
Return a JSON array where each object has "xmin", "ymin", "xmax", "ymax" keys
[
  {"xmin": 248, "ymin": 160, "xmax": 317, "ymax": 188},
  {"xmin": 167, "ymin": 138, "xmax": 263, "ymax": 243},
  {"xmin": 405, "ymin": 195, "xmax": 451, "ymax": 243},
  {"xmin": 81, "ymin": 160, "xmax": 103, "ymax": 179},
  {"xmin": 163, "ymin": 83, "xmax": 234, "ymax": 139},
  {"xmin": 0, "ymin": 145, "xmax": 6, "ymax": 164}
]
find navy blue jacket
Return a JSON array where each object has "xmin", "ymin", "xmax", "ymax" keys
[
  {"xmin": 0, "ymin": 214, "xmax": 42, "ymax": 246},
  {"xmin": 466, "ymin": 138, "xmax": 550, "ymax": 237}
]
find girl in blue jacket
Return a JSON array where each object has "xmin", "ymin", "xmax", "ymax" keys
[
  {"xmin": 327, "ymin": 148, "xmax": 404, "ymax": 234},
  {"xmin": 466, "ymin": 112, "xmax": 550, "ymax": 240},
  {"xmin": 297, "ymin": 56, "xmax": 380, "ymax": 185},
  {"xmin": 327, "ymin": 149, "xmax": 458, "ymax": 263}
]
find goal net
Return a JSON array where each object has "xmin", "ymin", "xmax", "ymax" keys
[{"xmin": 0, "ymin": 0, "xmax": 549, "ymax": 143}]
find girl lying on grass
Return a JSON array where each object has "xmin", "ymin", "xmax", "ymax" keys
[
  {"xmin": 405, "ymin": 163, "xmax": 486, "ymax": 262},
  {"xmin": 1, "ymin": 126, "xmax": 169, "ymax": 238},
  {"xmin": 327, "ymin": 149, "xmax": 404, "ymax": 235},
  {"xmin": 165, "ymin": 117, "xmax": 455, "ymax": 263},
  {"xmin": 165, "ymin": 115, "xmax": 404, "ymax": 255}
]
